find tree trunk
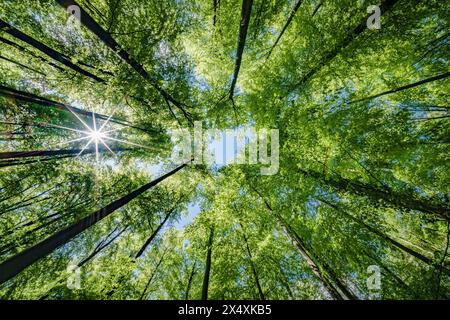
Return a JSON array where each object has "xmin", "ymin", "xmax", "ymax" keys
[
  {"xmin": 240, "ymin": 223, "xmax": 265, "ymax": 300},
  {"xmin": 77, "ymin": 226, "xmax": 128, "ymax": 267},
  {"xmin": 134, "ymin": 206, "xmax": 177, "ymax": 258},
  {"xmin": 318, "ymin": 197, "xmax": 450, "ymax": 275},
  {"xmin": 185, "ymin": 262, "xmax": 196, "ymax": 299},
  {"xmin": 201, "ymin": 227, "xmax": 214, "ymax": 300},
  {"xmin": 350, "ymin": 72, "xmax": 450, "ymax": 104},
  {"xmin": 55, "ymin": 0, "xmax": 191, "ymax": 124},
  {"xmin": 0, "ymin": 155, "xmax": 76, "ymax": 168},
  {"xmin": 291, "ymin": 0, "xmax": 399, "ymax": 90},
  {"xmin": 139, "ymin": 248, "xmax": 168, "ymax": 300},
  {"xmin": 0, "ymin": 161, "xmax": 190, "ymax": 284},
  {"xmin": 0, "ymin": 149, "xmax": 88, "ymax": 160},
  {"xmin": 265, "ymin": 0, "xmax": 304, "ymax": 60},
  {"xmin": 299, "ymin": 168, "xmax": 450, "ymax": 221},
  {"xmin": 0, "ymin": 54, "xmax": 45, "ymax": 75},
  {"xmin": 268, "ymin": 256, "xmax": 294, "ymax": 299},
  {"xmin": 0, "ymin": 19, "xmax": 104, "ymax": 82},
  {"xmin": 251, "ymin": 187, "xmax": 352, "ymax": 299},
  {"xmin": 0, "ymin": 85, "xmax": 151, "ymax": 134},
  {"xmin": 229, "ymin": 0, "xmax": 253, "ymax": 99},
  {"xmin": 0, "ymin": 36, "xmax": 65, "ymax": 71}
]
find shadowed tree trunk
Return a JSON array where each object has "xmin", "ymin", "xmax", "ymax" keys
[
  {"xmin": 38, "ymin": 226, "xmax": 127, "ymax": 300},
  {"xmin": 298, "ymin": 168, "xmax": 450, "ymax": 220},
  {"xmin": 290, "ymin": 0, "xmax": 399, "ymax": 91},
  {"xmin": 213, "ymin": 0, "xmax": 219, "ymax": 26},
  {"xmin": 185, "ymin": 262, "xmax": 196, "ymax": 299},
  {"xmin": 0, "ymin": 147, "xmax": 128, "ymax": 161},
  {"xmin": 349, "ymin": 72, "xmax": 450, "ymax": 104},
  {"xmin": 265, "ymin": 0, "xmax": 304, "ymax": 60},
  {"xmin": 311, "ymin": 1, "xmax": 323, "ymax": 17},
  {"xmin": 77, "ymin": 226, "xmax": 128, "ymax": 268},
  {"xmin": 0, "ymin": 149, "xmax": 91, "ymax": 160},
  {"xmin": 229, "ymin": 0, "xmax": 253, "ymax": 100},
  {"xmin": 0, "ymin": 161, "xmax": 190, "ymax": 284},
  {"xmin": 134, "ymin": 205, "xmax": 178, "ymax": 258},
  {"xmin": 139, "ymin": 247, "xmax": 168, "ymax": 300},
  {"xmin": 201, "ymin": 227, "xmax": 214, "ymax": 300},
  {"xmin": 239, "ymin": 222, "xmax": 265, "ymax": 300},
  {"xmin": 317, "ymin": 197, "xmax": 450, "ymax": 275},
  {"xmin": 268, "ymin": 256, "xmax": 294, "ymax": 299},
  {"xmin": 0, "ymin": 36, "xmax": 65, "ymax": 71},
  {"xmin": 0, "ymin": 54, "xmax": 45, "ymax": 75},
  {"xmin": 0, "ymin": 85, "xmax": 154, "ymax": 134},
  {"xmin": 0, "ymin": 19, "xmax": 104, "ymax": 82},
  {"xmin": 0, "ymin": 155, "xmax": 76, "ymax": 168},
  {"xmin": 251, "ymin": 186, "xmax": 354, "ymax": 300},
  {"xmin": 55, "ymin": 0, "xmax": 192, "ymax": 125}
]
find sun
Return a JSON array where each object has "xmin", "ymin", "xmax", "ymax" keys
[
  {"xmin": 89, "ymin": 129, "xmax": 107, "ymax": 143},
  {"xmin": 54, "ymin": 106, "xmax": 155, "ymax": 162}
]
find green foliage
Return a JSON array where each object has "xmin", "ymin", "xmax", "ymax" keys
[{"xmin": 0, "ymin": 0, "xmax": 448, "ymax": 300}]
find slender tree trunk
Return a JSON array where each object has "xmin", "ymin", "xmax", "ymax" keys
[
  {"xmin": 311, "ymin": 1, "xmax": 323, "ymax": 17},
  {"xmin": 360, "ymin": 248, "xmax": 419, "ymax": 298},
  {"xmin": 201, "ymin": 227, "xmax": 214, "ymax": 300},
  {"xmin": 350, "ymin": 72, "xmax": 450, "ymax": 104},
  {"xmin": 229, "ymin": 0, "xmax": 253, "ymax": 99},
  {"xmin": 0, "ymin": 36, "xmax": 65, "ymax": 72},
  {"xmin": 134, "ymin": 205, "xmax": 177, "ymax": 258},
  {"xmin": 77, "ymin": 226, "xmax": 128, "ymax": 268},
  {"xmin": 0, "ymin": 155, "xmax": 76, "ymax": 168},
  {"xmin": 213, "ymin": 0, "xmax": 218, "ymax": 26},
  {"xmin": 185, "ymin": 262, "xmax": 196, "ymax": 299},
  {"xmin": 139, "ymin": 248, "xmax": 168, "ymax": 300},
  {"xmin": 38, "ymin": 226, "xmax": 126, "ymax": 300},
  {"xmin": 0, "ymin": 161, "xmax": 190, "ymax": 284},
  {"xmin": 265, "ymin": 0, "xmax": 304, "ymax": 60},
  {"xmin": 0, "ymin": 147, "xmax": 127, "ymax": 161},
  {"xmin": 299, "ymin": 168, "xmax": 450, "ymax": 220},
  {"xmin": 251, "ymin": 187, "xmax": 352, "ymax": 300},
  {"xmin": 0, "ymin": 54, "xmax": 45, "ymax": 75},
  {"xmin": 317, "ymin": 198, "xmax": 450, "ymax": 275},
  {"xmin": 55, "ymin": 0, "xmax": 191, "ymax": 124},
  {"xmin": 291, "ymin": 0, "xmax": 399, "ymax": 90},
  {"xmin": 0, "ymin": 149, "xmax": 88, "ymax": 160},
  {"xmin": 268, "ymin": 256, "xmax": 294, "ymax": 299},
  {"xmin": 0, "ymin": 19, "xmax": 104, "ymax": 82},
  {"xmin": 240, "ymin": 223, "xmax": 265, "ymax": 300},
  {"xmin": 0, "ymin": 85, "xmax": 151, "ymax": 134}
]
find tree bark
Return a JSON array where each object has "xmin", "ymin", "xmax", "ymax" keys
[
  {"xmin": 55, "ymin": 0, "xmax": 191, "ymax": 124},
  {"xmin": 299, "ymin": 168, "xmax": 450, "ymax": 221},
  {"xmin": 0, "ymin": 85, "xmax": 152, "ymax": 134},
  {"xmin": 291, "ymin": 0, "xmax": 399, "ymax": 90},
  {"xmin": 265, "ymin": 0, "xmax": 304, "ymax": 60},
  {"xmin": 239, "ymin": 222, "xmax": 265, "ymax": 300},
  {"xmin": 77, "ymin": 226, "xmax": 128, "ymax": 268},
  {"xmin": 0, "ymin": 19, "xmax": 104, "ymax": 82},
  {"xmin": 0, "ymin": 161, "xmax": 190, "ymax": 284},
  {"xmin": 229, "ymin": 0, "xmax": 253, "ymax": 99},
  {"xmin": 134, "ymin": 205, "xmax": 177, "ymax": 258},
  {"xmin": 185, "ymin": 262, "xmax": 196, "ymax": 299},
  {"xmin": 318, "ymin": 197, "xmax": 450, "ymax": 275},
  {"xmin": 139, "ymin": 248, "xmax": 168, "ymax": 300},
  {"xmin": 350, "ymin": 72, "xmax": 450, "ymax": 104},
  {"xmin": 0, "ymin": 155, "xmax": 76, "ymax": 168},
  {"xmin": 251, "ymin": 186, "xmax": 353, "ymax": 299},
  {"xmin": 0, "ymin": 36, "xmax": 65, "ymax": 72}
]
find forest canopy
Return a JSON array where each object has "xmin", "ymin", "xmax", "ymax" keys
[{"xmin": 0, "ymin": 0, "xmax": 449, "ymax": 300}]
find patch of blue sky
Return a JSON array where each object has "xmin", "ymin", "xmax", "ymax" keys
[{"xmin": 174, "ymin": 201, "xmax": 201, "ymax": 230}]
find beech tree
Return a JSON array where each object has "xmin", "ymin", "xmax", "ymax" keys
[{"xmin": 0, "ymin": 0, "xmax": 448, "ymax": 300}]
